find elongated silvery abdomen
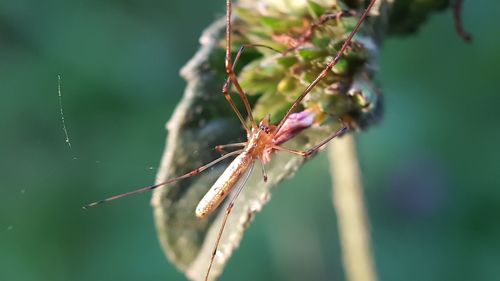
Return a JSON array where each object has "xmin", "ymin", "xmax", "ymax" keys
[{"xmin": 195, "ymin": 152, "xmax": 254, "ymax": 218}]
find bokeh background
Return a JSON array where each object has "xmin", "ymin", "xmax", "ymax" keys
[{"xmin": 1, "ymin": 1, "xmax": 499, "ymax": 281}]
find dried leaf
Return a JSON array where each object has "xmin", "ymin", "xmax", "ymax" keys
[
  {"xmin": 151, "ymin": 0, "xmax": 389, "ymax": 279},
  {"xmin": 151, "ymin": 18, "xmax": 342, "ymax": 281}
]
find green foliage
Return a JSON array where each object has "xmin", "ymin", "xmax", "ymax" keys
[{"xmin": 233, "ymin": 0, "xmax": 381, "ymax": 127}]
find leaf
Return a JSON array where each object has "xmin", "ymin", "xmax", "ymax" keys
[
  {"xmin": 276, "ymin": 55, "xmax": 298, "ymax": 67},
  {"xmin": 297, "ymin": 48, "xmax": 327, "ymax": 60},
  {"xmin": 238, "ymin": 59, "xmax": 282, "ymax": 95},
  {"xmin": 260, "ymin": 16, "xmax": 301, "ymax": 33},
  {"xmin": 307, "ymin": 0, "xmax": 326, "ymax": 19},
  {"xmin": 151, "ymin": 18, "xmax": 341, "ymax": 281}
]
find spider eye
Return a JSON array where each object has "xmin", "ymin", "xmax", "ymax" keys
[{"xmin": 259, "ymin": 125, "xmax": 270, "ymax": 134}]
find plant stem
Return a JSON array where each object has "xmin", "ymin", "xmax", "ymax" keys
[{"xmin": 327, "ymin": 135, "xmax": 377, "ymax": 281}]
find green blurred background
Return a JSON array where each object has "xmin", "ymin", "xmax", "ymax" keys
[{"xmin": 1, "ymin": 1, "xmax": 499, "ymax": 281}]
